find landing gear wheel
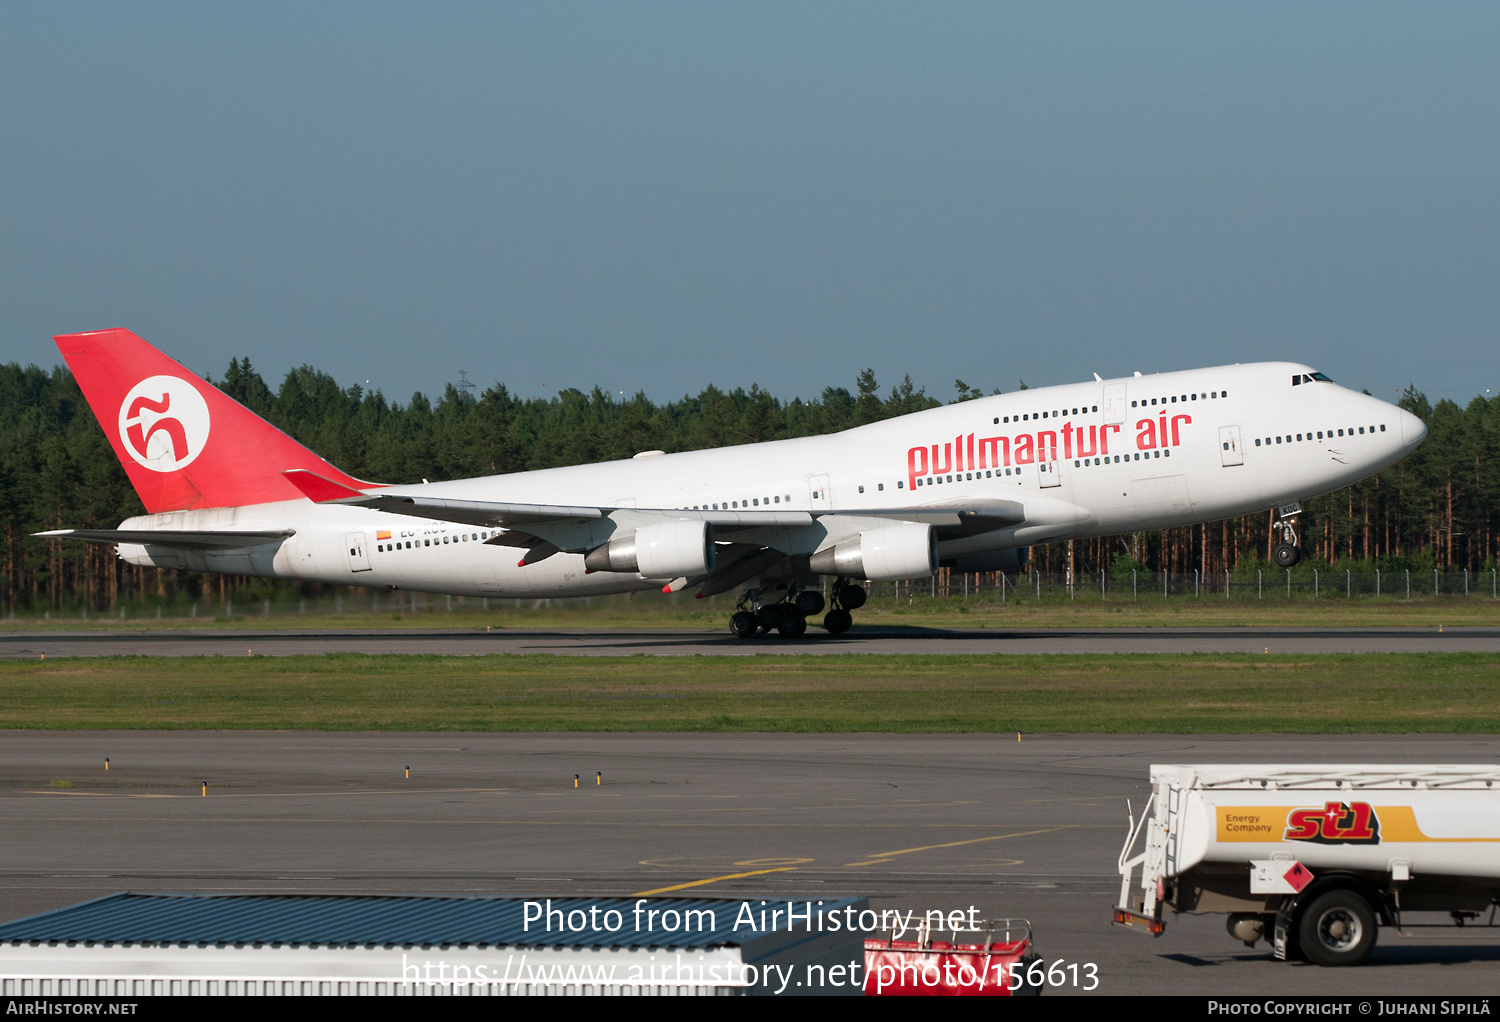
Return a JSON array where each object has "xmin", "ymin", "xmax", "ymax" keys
[
  {"xmin": 729, "ymin": 611, "xmax": 757, "ymax": 638},
  {"xmin": 838, "ymin": 585, "xmax": 867, "ymax": 610},
  {"xmin": 1272, "ymin": 543, "xmax": 1300, "ymax": 569},
  {"xmin": 757, "ymin": 605, "xmax": 784, "ymax": 630},
  {"xmin": 795, "ymin": 590, "xmax": 825, "ymax": 616},
  {"xmin": 1297, "ymin": 890, "xmax": 1377, "ymax": 967},
  {"xmin": 823, "ymin": 608, "xmax": 853, "ymax": 634},
  {"xmin": 777, "ymin": 612, "xmax": 807, "ymax": 638}
]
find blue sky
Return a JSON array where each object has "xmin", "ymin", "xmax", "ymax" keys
[{"xmin": 2, "ymin": 3, "xmax": 1496, "ymax": 408}]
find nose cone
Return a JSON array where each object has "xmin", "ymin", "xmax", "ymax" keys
[{"xmin": 1399, "ymin": 408, "xmax": 1427, "ymax": 453}]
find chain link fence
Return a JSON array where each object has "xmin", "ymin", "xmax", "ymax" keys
[{"xmin": 862, "ymin": 568, "xmax": 1500, "ymax": 603}]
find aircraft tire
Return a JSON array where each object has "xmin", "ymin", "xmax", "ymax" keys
[
  {"xmin": 823, "ymin": 608, "xmax": 853, "ymax": 634},
  {"xmin": 729, "ymin": 611, "xmax": 757, "ymax": 638},
  {"xmin": 795, "ymin": 590, "xmax": 825, "ymax": 616},
  {"xmin": 757, "ymin": 605, "xmax": 784, "ymax": 630},
  {"xmin": 838, "ymin": 585, "xmax": 867, "ymax": 610},
  {"xmin": 777, "ymin": 612, "xmax": 807, "ymax": 638},
  {"xmin": 1272, "ymin": 543, "xmax": 1300, "ymax": 569}
]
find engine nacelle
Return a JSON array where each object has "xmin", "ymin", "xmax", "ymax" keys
[
  {"xmin": 945, "ymin": 548, "xmax": 1028, "ymax": 573},
  {"xmin": 584, "ymin": 520, "xmax": 715, "ymax": 577},
  {"xmin": 808, "ymin": 523, "xmax": 936, "ymax": 581}
]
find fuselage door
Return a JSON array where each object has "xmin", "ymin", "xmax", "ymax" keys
[
  {"xmin": 1103, "ymin": 383, "xmax": 1128, "ymax": 424},
  {"xmin": 809, "ymin": 474, "xmax": 831, "ymax": 510},
  {"xmin": 1218, "ymin": 425, "xmax": 1244, "ymax": 467},
  {"xmin": 1039, "ymin": 459, "xmax": 1061, "ymax": 488},
  {"xmin": 345, "ymin": 531, "xmax": 372, "ymax": 572}
]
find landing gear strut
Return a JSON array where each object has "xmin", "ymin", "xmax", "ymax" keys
[
  {"xmin": 822, "ymin": 580, "xmax": 866, "ymax": 635},
  {"xmin": 1272, "ymin": 505, "xmax": 1302, "ymax": 569},
  {"xmin": 729, "ymin": 583, "xmax": 808, "ymax": 640},
  {"xmin": 726, "ymin": 581, "xmax": 865, "ymax": 639}
]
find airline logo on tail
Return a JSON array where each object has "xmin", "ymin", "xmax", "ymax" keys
[{"xmin": 117, "ymin": 375, "xmax": 211, "ymax": 472}]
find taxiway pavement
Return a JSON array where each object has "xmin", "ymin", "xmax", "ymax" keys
[
  {"xmin": 3, "ymin": 625, "xmax": 1498, "ymax": 658},
  {"xmin": 1, "ymin": 732, "xmax": 1496, "ymax": 996}
]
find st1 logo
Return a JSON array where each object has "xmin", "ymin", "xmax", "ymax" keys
[
  {"xmin": 117, "ymin": 375, "xmax": 212, "ymax": 472},
  {"xmin": 1284, "ymin": 801, "xmax": 1381, "ymax": 845}
]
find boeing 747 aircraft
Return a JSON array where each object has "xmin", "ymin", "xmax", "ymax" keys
[{"xmin": 41, "ymin": 329, "xmax": 1427, "ymax": 637}]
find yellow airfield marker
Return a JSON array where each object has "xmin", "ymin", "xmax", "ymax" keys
[{"xmin": 596, "ymin": 771, "xmax": 602, "ymax": 785}]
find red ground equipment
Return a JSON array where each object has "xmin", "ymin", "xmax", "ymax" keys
[{"xmin": 864, "ymin": 918, "xmax": 1040, "ymax": 996}]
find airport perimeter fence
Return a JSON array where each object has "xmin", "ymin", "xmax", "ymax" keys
[
  {"xmin": 7, "ymin": 568, "xmax": 1498, "ymax": 623},
  {"xmin": 866, "ymin": 568, "xmax": 1500, "ymax": 604}
]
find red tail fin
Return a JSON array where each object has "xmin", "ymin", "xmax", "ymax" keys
[{"xmin": 56, "ymin": 328, "xmax": 372, "ymax": 513}]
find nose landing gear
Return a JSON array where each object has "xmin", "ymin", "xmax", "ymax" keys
[{"xmin": 1272, "ymin": 504, "xmax": 1302, "ymax": 569}]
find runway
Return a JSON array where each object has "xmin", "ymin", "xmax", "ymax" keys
[
  {"xmin": 1, "ymin": 732, "xmax": 1496, "ymax": 996},
  {"xmin": 4, "ymin": 625, "xmax": 1498, "ymax": 658}
]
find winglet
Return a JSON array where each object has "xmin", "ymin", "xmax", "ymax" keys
[{"xmin": 283, "ymin": 469, "xmax": 367, "ymax": 502}]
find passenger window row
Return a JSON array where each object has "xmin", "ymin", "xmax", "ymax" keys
[
  {"xmin": 1253, "ymin": 424, "xmax": 1386, "ymax": 447},
  {"xmin": 917, "ymin": 466, "xmax": 1027, "ymax": 486},
  {"xmin": 995, "ymin": 404, "xmax": 1098, "ymax": 425},
  {"xmin": 378, "ymin": 531, "xmax": 490, "ymax": 553},
  {"xmin": 1074, "ymin": 450, "xmax": 1170, "ymax": 467},
  {"xmin": 1132, "ymin": 391, "xmax": 1225, "ymax": 408},
  {"xmin": 690, "ymin": 495, "xmax": 794, "ymax": 511}
]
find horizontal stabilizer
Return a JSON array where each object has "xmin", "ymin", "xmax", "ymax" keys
[
  {"xmin": 35, "ymin": 529, "xmax": 295, "ymax": 549},
  {"xmin": 283, "ymin": 469, "xmax": 368, "ymax": 502},
  {"xmin": 326, "ymin": 493, "xmax": 606, "ymax": 528}
]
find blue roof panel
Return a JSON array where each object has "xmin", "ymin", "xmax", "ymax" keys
[{"xmin": 0, "ymin": 893, "xmax": 868, "ymax": 950}]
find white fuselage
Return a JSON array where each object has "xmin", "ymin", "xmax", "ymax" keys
[{"xmin": 116, "ymin": 362, "xmax": 1426, "ymax": 598}]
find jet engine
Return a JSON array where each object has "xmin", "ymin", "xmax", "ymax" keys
[
  {"xmin": 584, "ymin": 520, "xmax": 715, "ymax": 577},
  {"xmin": 808, "ymin": 523, "xmax": 936, "ymax": 581},
  {"xmin": 945, "ymin": 548, "xmax": 1028, "ymax": 573}
]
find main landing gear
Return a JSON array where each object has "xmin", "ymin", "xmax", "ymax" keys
[
  {"xmin": 1272, "ymin": 505, "xmax": 1303, "ymax": 569},
  {"xmin": 728, "ymin": 581, "xmax": 867, "ymax": 639}
]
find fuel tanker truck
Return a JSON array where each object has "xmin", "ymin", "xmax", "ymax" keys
[{"xmin": 1112, "ymin": 765, "xmax": 1500, "ymax": 965}]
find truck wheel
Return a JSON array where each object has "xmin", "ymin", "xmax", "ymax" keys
[{"xmin": 1297, "ymin": 890, "xmax": 1377, "ymax": 966}]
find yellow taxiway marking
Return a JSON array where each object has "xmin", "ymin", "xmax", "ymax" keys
[
  {"xmin": 632, "ymin": 867, "xmax": 798, "ymax": 897},
  {"xmin": 17, "ymin": 787, "xmax": 514, "ymax": 799},
  {"xmin": 841, "ymin": 826, "xmax": 1075, "ymax": 867}
]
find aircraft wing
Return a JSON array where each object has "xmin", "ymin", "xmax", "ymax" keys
[
  {"xmin": 327, "ymin": 492, "xmax": 608, "ymax": 529},
  {"xmin": 285, "ymin": 468, "xmax": 1026, "ymax": 535},
  {"xmin": 35, "ymin": 529, "xmax": 295, "ymax": 549},
  {"xmin": 317, "ymin": 490, "xmax": 1024, "ymax": 536}
]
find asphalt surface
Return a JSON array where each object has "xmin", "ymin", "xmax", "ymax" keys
[
  {"xmin": 1, "ymin": 732, "xmax": 1496, "ymax": 996},
  {"xmin": 4, "ymin": 625, "xmax": 1499, "ymax": 657}
]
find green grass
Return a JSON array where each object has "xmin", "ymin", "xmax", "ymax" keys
[{"xmin": 3, "ymin": 652, "xmax": 1497, "ymax": 733}]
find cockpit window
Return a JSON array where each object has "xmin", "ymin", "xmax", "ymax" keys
[
  {"xmin": 1292, "ymin": 372, "xmax": 1334, "ymax": 386},
  {"xmin": 1310, "ymin": 371, "xmax": 1333, "ymax": 382}
]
